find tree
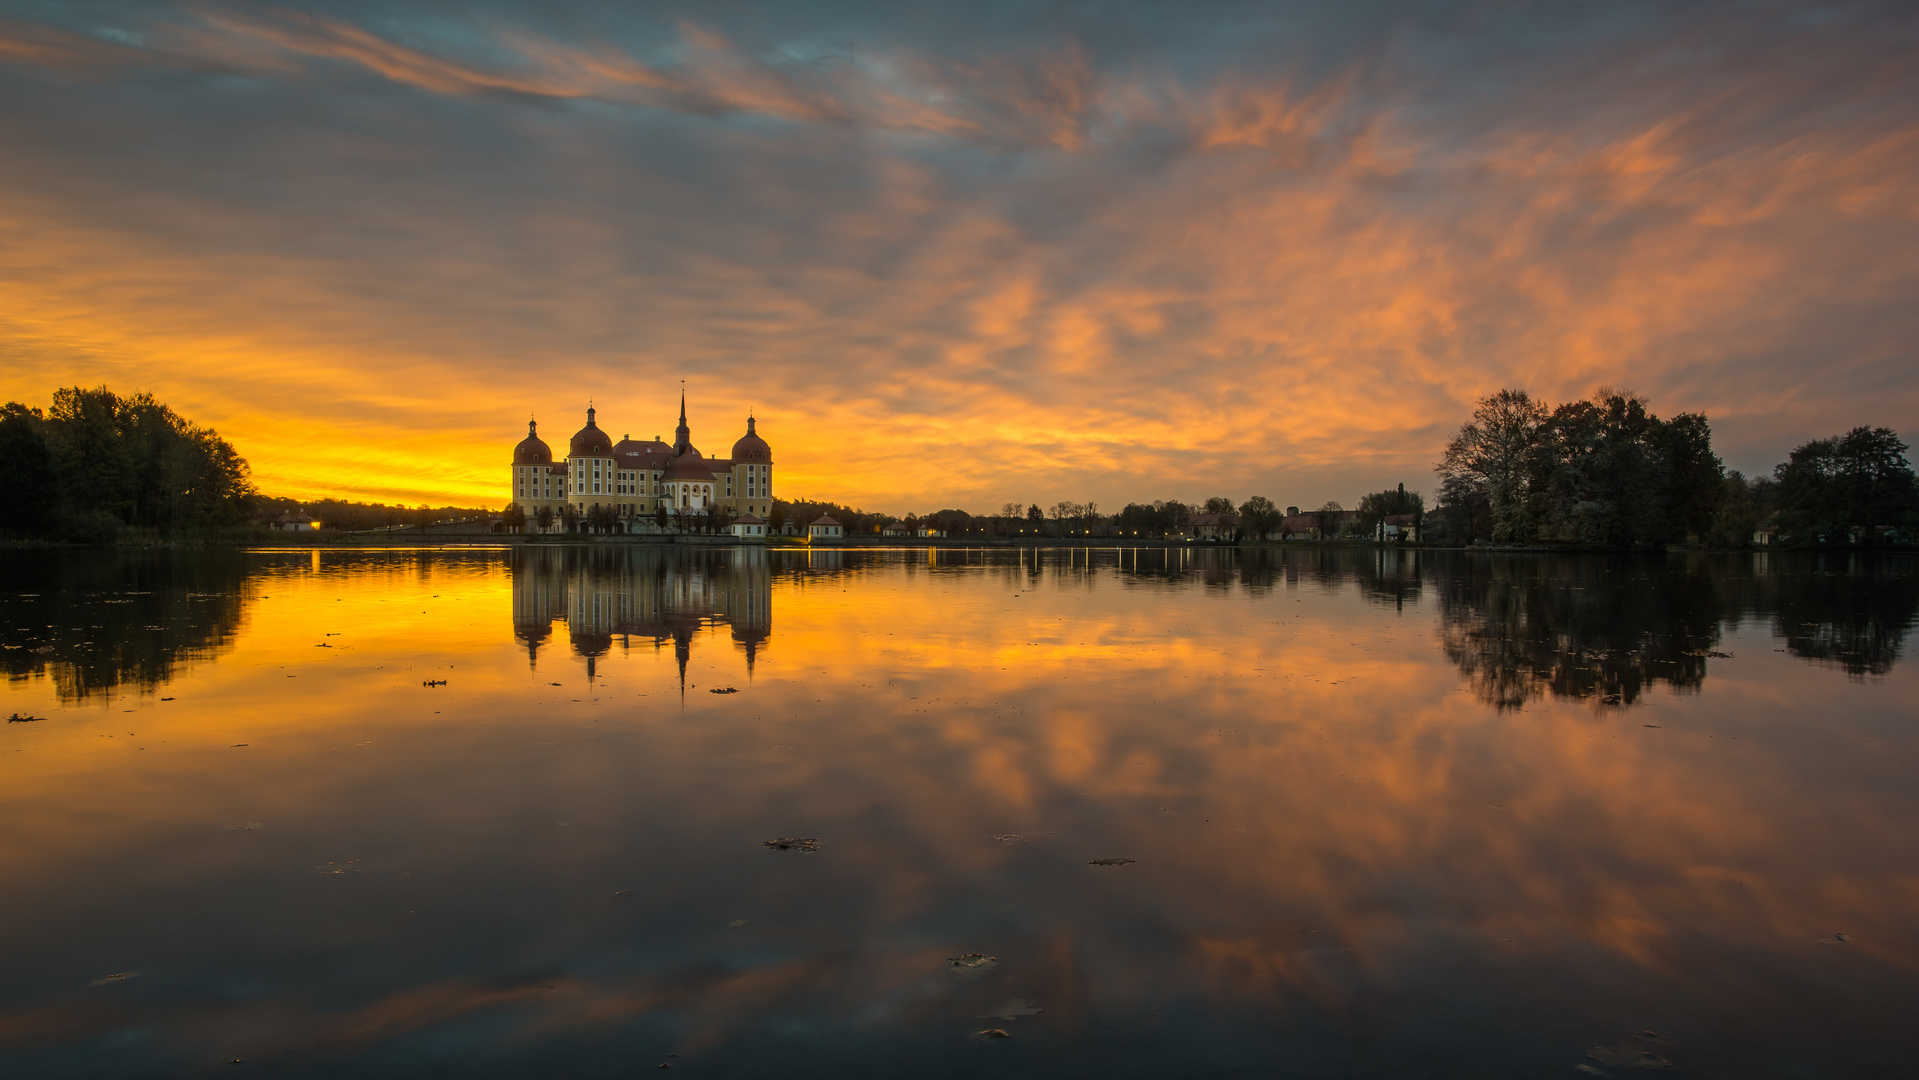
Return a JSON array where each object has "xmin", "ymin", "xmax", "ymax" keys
[
  {"xmin": 1314, "ymin": 501, "xmax": 1347, "ymax": 539},
  {"xmin": 503, "ymin": 504, "xmax": 527, "ymax": 531},
  {"xmin": 1202, "ymin": 496, "xmax": 1235, "ymax": 515},
  {"xmin": 0, "ymin": 404, "xmax": 59, "ymax": 534},
  {"xmin": 1026, "ymin": 504, "xmax": 1044, "ymax": 531},
  {"xmin": 1775, "ymin": 427, "xmax": 1918, "ymax": 543},
  {"xmin": 1438, "ymin": 389, "xmax": 1546, "ymax": 542},
  {"xmin": 33, "ymin": 386, "xmax": 255, "ymax": 536},
  {"xmin": 1656, "ymin": 411, "xmax": 1724, "ymax": 540},
  {"xmin": 1239, "ymin": 496, "xmax": 1282, "ymax": 539}
]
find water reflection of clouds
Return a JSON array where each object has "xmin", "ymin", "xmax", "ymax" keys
[{"xmin": 3, "ymin": 547, "xmax": 1918, "ymax": 1075}]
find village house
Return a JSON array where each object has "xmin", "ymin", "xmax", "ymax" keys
[
  {"xmin": 809, "ymin": 515, "xmax": 844, "ymax": 540},
  {"xmin": 1188, "ymin": 512, "xmax": 1240, "ymax": 540},
  {"xmin": 1376, "ymin": 514, "xmax": 1419, "ymax": 542}
]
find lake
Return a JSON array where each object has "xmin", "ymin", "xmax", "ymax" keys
[{"xmin": 2, "ymin": 545, "xmax": 1916, "ymax": 1078}]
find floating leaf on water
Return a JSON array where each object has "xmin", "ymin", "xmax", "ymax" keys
[
  {"xmin": 761, "ymin": 837, "xmax": 820, "ymax": 852},
  {"xmin": 7, "ymin": 714, "xmax": 46, "ymax": 723},
  {"xmin": 1818, "ymin": 932, "xmax": 1850, "ymax": 944},
  {"xmin": 948, "ymin": 953, "xmax": 997, "ymax": 968},
  {"xmin": 992, "ymin": 834, "xmax": 1025, "ymax": 843},
  {"xmin": 88, "ymin": 971, "xmax": 138, "ymax": 986},
  {"xmin": 709, "ymin": 687, "xmax": 739, "ymax": 694},
  {"xmin": 1088, "ymin": 858, "xmax": 1136, "ymax": 866},
  {"xmin": 222, "ymin": 822, "xmax": 264, "ymax": 831},
  {"xmin": 979, "ymin": 998, "xmax": 1041, "ymax": 1020},
  {"xmin": 976, "ymin": 1028, "xmax": 1011, "ymax": 1039},
  {"xmin": 421, "ymin": 679, "xmax": 447, "ymax": 687},
  {"xmin": 315, "ymin": 860, "xmax": 362, "ymax": 874},
  {"xmin": 728, "ymin": 919, "xmax": 749, "ymax": 927}
]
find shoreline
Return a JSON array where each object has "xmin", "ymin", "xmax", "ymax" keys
[{"xmin": 3, "ymin": 533, "xmax": 1903, "ymax": 554}]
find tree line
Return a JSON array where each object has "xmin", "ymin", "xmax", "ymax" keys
[
  {"xmin": 765, "ymin": 493, "xmax": 1425, "ymax": 541},
  {"xmin": 1432, "ymin": 388, "xmax": 1916, "ymax": 547},
  {"xmin": 1, "ymin": 387, "xmax": 256, "ymax": 540}
]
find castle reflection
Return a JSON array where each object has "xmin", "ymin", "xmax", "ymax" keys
[{"xmin": 510, "ymin": 545, "xmax": 771, "ymax": 687}]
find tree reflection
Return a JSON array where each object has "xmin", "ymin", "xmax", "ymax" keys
[
  {"xmin": 1753, "ymin": 554, "xmax": 1919, "ymax": 677},
  {"xmin": 1433, "ymin": 552, "xmax": 1919, "ymax": 707},
  {"xmin": 0, "ymin": 549, "xmax": 249, "ymax": 701},
  {"xmin": 1435, "ymin": 555, "xmax": 1726, "ymax": 710}
]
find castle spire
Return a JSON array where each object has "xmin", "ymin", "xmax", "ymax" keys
[{"xmin": 674, "ymin": 389, "xmax": 692, "ymax": 455}]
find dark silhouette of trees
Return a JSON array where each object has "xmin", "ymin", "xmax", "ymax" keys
[
  {"xmin": 1, "ymin": 387, "xmax": 255, "ymax": 539},
  {"xmin": 1773, "ymin": 427, "xmax": 1917, "ymax": 545},
  {"xmin": 1437, "ymin": 389, "xmax": 1546, "ymax": 543},
  {"xmin": 1435, "ymin": 388, "xmax": 1728, "ymax": 546},
  {"xmin": 1238, "ymin": 496, "xmax": 1282, "ymax": 539},
  {"xmin": 0, "ymin": 404, "xmax": 59, "ymax": 534},
  {"xmin": 1114, "ymin": 500, "xmax": 1192, "ymax": 537}
]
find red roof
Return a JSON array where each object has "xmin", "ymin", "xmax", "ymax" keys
[
  {"xmin": 810, "ymin": 515, "xmax": 842, "ymax": 526},
  {"xmin": 733, "ymin": 513, "xmax": 766, "ymax": 524},
  {"xmin": 662, "ymin": 451, "xmax": 719, "ymax": 481},
  {"xmin": 731, "ymin": 415, "xmax": 772, "ymax": 464},
  {"xmin": 513, "ymin": 419, "xmax": 552, "ymax": 464}
]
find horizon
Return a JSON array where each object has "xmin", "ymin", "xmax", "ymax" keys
[{"xmin": 3, "ymin": 2, "xmax": 1916, "ymax": 516}]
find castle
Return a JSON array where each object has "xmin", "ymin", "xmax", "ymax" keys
[{"xmin": 511, "ymin": 396, "xmax": 773, "ymax": 524}]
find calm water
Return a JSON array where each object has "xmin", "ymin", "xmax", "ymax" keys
[{"xmin": 2, "ymin": 546, "xmax": 1917, "ymax": 1079}]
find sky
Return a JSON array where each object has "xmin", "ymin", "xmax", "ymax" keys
[{"xmin": 1, "ymin": 1, "xmax": 1915, "ymax": 515}]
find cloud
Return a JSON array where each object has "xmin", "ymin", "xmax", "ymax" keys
[{"xmin": 0, "ymin": 1, "xmax": 1915, "ymax": 510}]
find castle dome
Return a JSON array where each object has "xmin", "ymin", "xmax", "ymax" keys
[
  {"xmin": 513, "ymin": 420, "xmax": 552, "ymax": 464},
  {"xmin": 731, "ymin": 414, "xmax": 772, "ymax": 464},
  {"xmin": 569, "ymin": 406, "xmax": 612, "ymax": 457}
]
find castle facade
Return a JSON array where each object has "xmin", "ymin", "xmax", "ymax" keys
[{"xmin": 511, "ymin": 397, "xmax": 773, "ymax": 523}]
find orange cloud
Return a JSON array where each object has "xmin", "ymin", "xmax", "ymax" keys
[{"xmin": 0, "ymin": 4, "xmax": 1914, "ymax": 511}]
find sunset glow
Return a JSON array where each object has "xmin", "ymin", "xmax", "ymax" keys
[{"xmin": 3, "ymin": 3, "xmax": 1916, "ymax": 511}]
